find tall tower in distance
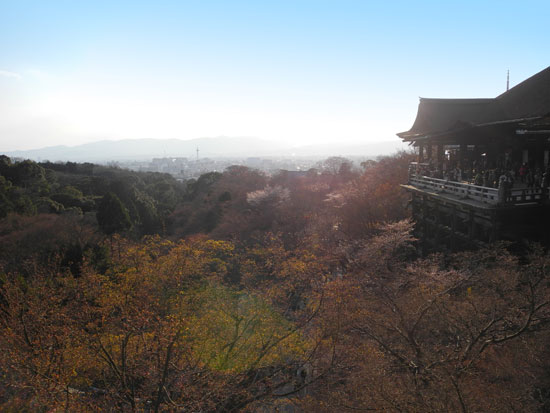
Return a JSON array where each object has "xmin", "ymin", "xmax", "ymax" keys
[
  {"xmin": 196, "ymin": 147, "xmax": 199, "ymax": 161},
  {"xmin": 507, "ymin": 70, "xmax": 510, "ymax": 91}
]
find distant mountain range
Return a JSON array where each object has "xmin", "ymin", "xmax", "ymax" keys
[{"xmin": 3, "ymin": 137, "xmax": 407, "ymax": 162}]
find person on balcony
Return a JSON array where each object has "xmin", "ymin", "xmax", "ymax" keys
[
  {"xmin": 498, "ymin": 174, "xmax": 509, "ymax": 204},
  {"xmin": 542, "ymin": 171, "xmax": 549, "ymax": 199},
  {"xmin": 534, "ymin": 167, "xmax": 542, "ymax": 189},
  {"xmin": 474, "ymin": 171, "xmax": 483, "ymax": 186},
  {"xmin": 456, "ymin": 167, "xmax": 462, "ymax": 182},
  {"xmin": 519, "ymin": 163, "xmax": 528, "ymax": 183},
  {"xmin": 527, "ymin": 168, "xmax": 535, "ymax": 189}
]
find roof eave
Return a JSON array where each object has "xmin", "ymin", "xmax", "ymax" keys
[{"xmin": 397, "ymin": 116, "xmax": 545, "ymax": 144}]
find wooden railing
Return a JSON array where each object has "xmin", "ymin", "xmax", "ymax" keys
[
  {"xmin": 408, "ymin": 175, "xmax": 500, "ymax": 204},
  {"xmin": 407, "ymin": 166, "xmax": 547, "ymax": 206},
  {"xmin": 508, "ymin": 187, "xmax": 545, "ymax": 203}
]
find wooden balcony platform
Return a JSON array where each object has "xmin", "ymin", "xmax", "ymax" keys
[
  {"xmin": 403, "ymin": 172, "xmax": 550, "ymax": 252},
  {"xmin": 403, "ymin": 174, "xmax": 546, "ymax": 209}
]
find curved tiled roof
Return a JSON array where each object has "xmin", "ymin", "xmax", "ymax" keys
[
  {"xmin": 398, "ymin": 66, "xmax": 550, "ymax": 141},
  {"xmin": 496, "ymin": 66, "xmax": 550, "ymax": 118}
]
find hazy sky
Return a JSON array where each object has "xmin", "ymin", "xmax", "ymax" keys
[{"xmin": 1, "ymin": 0, "xmax": 549, "ymax": 151}]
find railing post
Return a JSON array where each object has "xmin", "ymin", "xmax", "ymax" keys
[{"xmin": 497, "ymin": 175, "xmax": 507, "ymax": 205}]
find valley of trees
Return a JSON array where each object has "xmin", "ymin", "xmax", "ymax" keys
[{"xmin": 1, "ymin": 152, "xmax": 549, "ymax": 412}]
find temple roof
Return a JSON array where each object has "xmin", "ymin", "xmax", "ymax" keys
[{"xmin": 398, "ymin": 66, "xmax": 550, "ymax": 142}]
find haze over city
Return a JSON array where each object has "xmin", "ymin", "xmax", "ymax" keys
[{"xmin": 1, "ymin": 0, "xmax": 549, "ymax": 153}]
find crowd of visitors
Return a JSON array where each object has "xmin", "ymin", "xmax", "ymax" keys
[{"xmin": 411, "ymin": 161, "xmax": 550, "ymax": 191}]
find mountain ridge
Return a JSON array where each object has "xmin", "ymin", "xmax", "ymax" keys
[{"xmin": 3, "ymin": 137, "xmax": 406, "ymax": 162}]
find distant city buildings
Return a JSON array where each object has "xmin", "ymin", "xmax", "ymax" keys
[{"xmin": 119, "ymin": 156, "xmax": 361, "ymax": 180}]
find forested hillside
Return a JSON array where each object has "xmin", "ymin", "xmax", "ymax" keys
[{"xmin": 1, "ymin": 152, "xmax": 549, "ymax": 412}]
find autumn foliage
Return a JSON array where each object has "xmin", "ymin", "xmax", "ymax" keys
[
  {"xmin": 304, "ymin": 222, "xmax": 550, "ymax": 412},
  {"xmin": 0, "ymin": 235, "xmax": 329, "ymax": 411},
  {"xmin": 1, "ymin": 153, "xmax": 550, "ymax": 411}
]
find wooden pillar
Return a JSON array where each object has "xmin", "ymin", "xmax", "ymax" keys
[
  {"xmin": 459, "ymin": 143, "xmax": 467, "ymax": 168},
  {"xmin": 418, "ymin": 143, "xmax": 424, "ymax": 162},
  {"xmin": 490, "ymin": 211, "xmax": 498, "ymax": 243},
  {"xmin": 426, "ymin": 144, "xmax": 433, "ymax": 162},
  {"xmin": 489, "ymin": 138, "xmax": 499, "ymax": 168},
  {"xmin": 437, "ymin": 144, "xmax": 444, "ymax": 167},
  {"xmin": 536, "ymin": 138, "xmax": 545, "ymax": 168},
  {"xmin": 450, "ymin": 204, "xmax": 457, "ymax": 250},
  {"xmin": 433, "ymin": 203, "xmax": 441, "ymax": 248},
  {"xmin": 468, "ymin": 209, "xmax": 476, "ymax": 241},
  {"xmin": 421, "ymin": 195, "xmax": 428, "ymax": 255}
]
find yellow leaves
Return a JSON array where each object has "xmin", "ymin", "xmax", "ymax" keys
[
  {"xmin": 0, "ymin": 232, "xmax": 326, "ymax": 410},
  {"xmin": 186, "ymin": 285, "xmax": 308, "ymax": 373},
  {"xmin": 204, "ymin": 239, "xmax": 234, "ymax": 255}
]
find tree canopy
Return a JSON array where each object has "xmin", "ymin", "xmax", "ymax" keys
[
  {"xmin": 1, "ymin": 152, "xmax": 550, "ymax": 411},
  {"xmin": 96, "ymin": 192, "xmax": 132, "ymax": 235}
]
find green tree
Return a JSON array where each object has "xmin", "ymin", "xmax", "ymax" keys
[
  {"xmin": 0, "ymin": 176, "xmax": 13, "ymax": 217},
  {"xmin": 96, "ymin": 192, "xmax": 132, "ymax": 235}
]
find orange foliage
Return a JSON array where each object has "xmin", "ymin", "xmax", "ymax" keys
[
  {"xmin": 303, "ymin": 223, "xmax": 550, "ymax": 412},
  {"xmin": 0, "ymin": 235, "xmax": 328, "ymax": 411},
  {"xmin": 331, "ymin": 151, "xmax": 414, "ymax": 239}
]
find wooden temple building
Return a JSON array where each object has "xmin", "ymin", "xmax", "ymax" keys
[{"xmin": 398, "ymin": 66, "xmax": 550, "ymax": 251}]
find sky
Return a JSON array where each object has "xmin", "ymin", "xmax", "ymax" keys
[{"xmin": 0, "ymin": 0, "xmax": 549, "ymax": 152}]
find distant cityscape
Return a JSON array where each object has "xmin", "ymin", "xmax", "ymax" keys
[
  {"xmin": 3, "ymin": 137, "xmax": 407, "ymax": 180},
  {"xmin": 4, "ymin": 153, "xmax": 377, "ymax": 181},
  {"xmin": 109, "ymin": 155, "xmax": 373, "ymax": 180}
]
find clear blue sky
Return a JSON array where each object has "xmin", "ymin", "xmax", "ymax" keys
[{"xmin": 1, "ymin": 0, "xmax": 548, "ymax": 151}]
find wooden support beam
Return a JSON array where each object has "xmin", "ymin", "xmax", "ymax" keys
[
  {"xmin": 459, "ymin": 143, "xmax": 466, "ymax": 168},
  {"xmin": 450, "ymin": 204, "xmax": 457, "ymax": 250},
  {"xmin": 437, "ymin": 144, "xmax": 444, "ymax": 166}
]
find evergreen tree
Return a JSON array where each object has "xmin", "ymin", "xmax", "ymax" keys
[{"xmin": 96, "ymin": 192, "xmax": 132, "ymax": 235}]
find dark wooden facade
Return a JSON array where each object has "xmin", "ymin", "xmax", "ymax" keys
[{"xmin": 398, "ymin": 67, "xmax": 550, "ymax": 252}]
